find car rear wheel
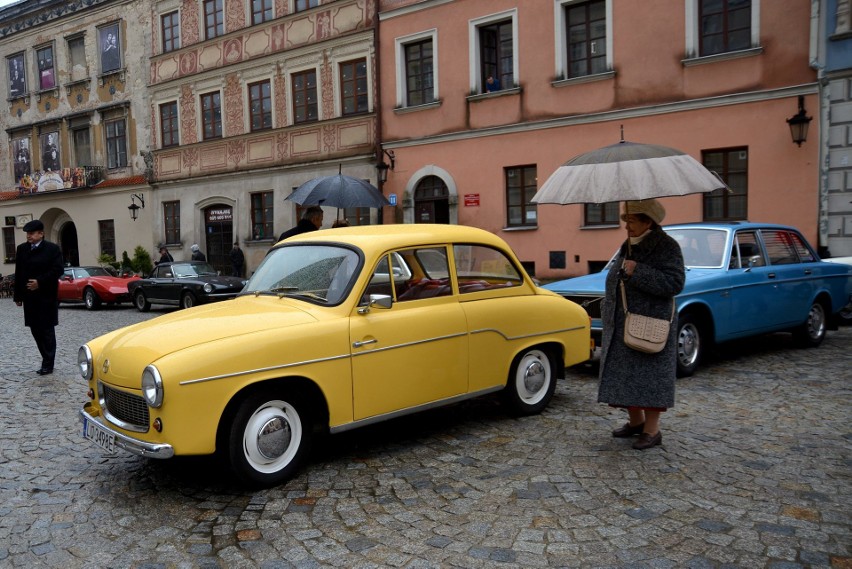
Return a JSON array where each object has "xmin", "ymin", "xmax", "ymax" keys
[
  {"xmin": 501, "ymin": 347, "xmax": 556, "ymax": 415},
  {"xmin": 84, "ymin": 288, "xmax": 101, "ymax": 310},
  {"xmin": 838, "ymin": 301, "xmax": 852, "ymax": 326},
  {"xmin": 134, "ymin": 290, "xmax": 151, "ymax": 312},
  {"xmin": 228, "ymin": 392, "xmax": 311, "ymax": 487},
  {"xmin": 676, "ymin": 313, "xmax": 703, "ymax": 378},
  {"xmin": 792, "ymin": 301, "xmax": 826, "ymax": 347},
  {"xmin": 180, "ymin": 291, "xmax": 197, "ymax": 309}
]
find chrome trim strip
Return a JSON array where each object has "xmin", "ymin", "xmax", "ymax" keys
[
  {"xmin": 329, "ymin": 385, "xmax": 504, "ymax": 434},
  {"xmin": 179, "ymin": 353, "xmax": 352, "ymax": 385},
  {"xmin": 350, "ymin": 332, "xmax": 468, "ymax": 356},
  {"xmin": 470, "ymin": 325, "xmax": 586, "ymax": 341},
  {"xmin": 80, "ymin": 407, "xmax": 174, "ymax": 459}
]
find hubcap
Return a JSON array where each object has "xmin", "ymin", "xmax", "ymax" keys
[
  {"xmin": 256, "ymin": 416, "xmax": 291, "ymax": 460},
  {"xmin": 678, "ymin": 324, "xmax": 698, "ymax": 366},
  {"xmin": 523, "ymin": 360, "xmax": 545, "ymax": 394},
  {"xmin": 808, "ymin": 304, "xmax": 825, "ymax": 339}
]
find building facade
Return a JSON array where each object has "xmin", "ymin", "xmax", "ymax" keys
[
  {"xmin": 0, "ymin": 0, "xmax": 153, "ymax": 271},
  {"xmin": 146, "ymin": 0, "xmax": 379, "ymax": 274},
  {"xmin": 817, "ymin": 0, "xmax": 852, "ymax": 257},
  {"xmin": 377, "ymin": 0, "xmax": 820, "ymax": 279}
]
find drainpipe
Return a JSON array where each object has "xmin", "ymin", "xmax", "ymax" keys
[
  {"xmin": 811, "ymin": 0, "xmax": 830, "ymax": 257},
  {"xmin": 373, "ymin": 0, "xmax": 385, "ymax": 225}
]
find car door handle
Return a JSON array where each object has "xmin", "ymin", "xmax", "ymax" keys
[
  {"xmin": 353, "ymin": 339, "xmax": 377, "ymax": 348},
  {"xmin": 768, "ymin": 273, "xmax": 776, "ymax": 279},
  {"xmin": 804, "ymin": 269, "xmax": 812, "ymax": 275}
]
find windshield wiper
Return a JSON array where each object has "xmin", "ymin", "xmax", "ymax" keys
[{"xmin": 281, "ymin": 291, "xmax": 326, "ymax": 302}]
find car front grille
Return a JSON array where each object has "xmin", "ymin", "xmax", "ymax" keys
[
  {"xmin": 563, "ymin": 295, "xmax": 604, "ymax": 319},
  {"xmin": 100, "ymin": 382, "xmax": 149, "ymax": 432}
]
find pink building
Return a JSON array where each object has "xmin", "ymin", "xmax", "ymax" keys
[{"xmin": 377, "ymin": 0, "xmax": 819, "ymax": 279}]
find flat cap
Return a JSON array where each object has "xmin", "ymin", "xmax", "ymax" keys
[{"xmin": 22, "ymin": 219, "xmax": 44, "ymax": 232}]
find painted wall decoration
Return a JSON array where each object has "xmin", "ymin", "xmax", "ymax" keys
[{"xmin": 13, "ymin": 138, "xmax": 31, "ymax": 182}]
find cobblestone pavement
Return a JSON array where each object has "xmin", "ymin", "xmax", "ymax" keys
[{"xmin": 0, "ymin": 298, "xmax": 850, "ymax": 569}]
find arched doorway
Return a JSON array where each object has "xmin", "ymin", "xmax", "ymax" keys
[
  {"xmin": 204, "ymin": 205, "xmax": 233, "ymax": 275},
  {"xmin": 59, "ymin": 222, "xmax": 79, "ymax": 267},
  {"xmin": 414, "ymin": 175, "xmax": 449, "ymax": 224}
]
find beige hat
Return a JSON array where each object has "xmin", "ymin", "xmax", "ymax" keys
[{"xmin": 620, "ymin": 199, "xmax": 666, "ymax": 225}]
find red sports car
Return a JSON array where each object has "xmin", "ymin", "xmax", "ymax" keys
[{"xmin": 58, "ymin": 266, "xmax": 140, "ymax": 310}]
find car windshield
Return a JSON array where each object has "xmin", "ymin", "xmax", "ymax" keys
[
  {"xmin": 668, "ymin": 228, "xmax": 728, "ymax": 267},
  {"xmin": 243, "ymin": 244, "xmax": 360, "ymax": 305},
  {"xmin": 601, "ymin": 228, "xmax": 730, "ymax": 271},
  {"xmin": 172, "ymin": 263, "xmax": 218, "ymax": 277},
  {"xmin": 78, "ymin": 267, "xmax": 112, "ymax": 277}
]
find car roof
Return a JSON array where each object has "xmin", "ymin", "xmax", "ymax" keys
[
  {"xmin": 277, "ymin": 224, "xmax": 512, "ymax": 251},
  {"xmin": 663, "ymin": 221, "xmax": 800, "ymax": 231}
]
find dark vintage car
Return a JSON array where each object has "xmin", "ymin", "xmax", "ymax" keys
[
  {"xmin": 58, "ymin": 266, "xmax": 140, "ymax": 310},
  {"xmin": 544, "ymin": 222, "xmax": 852, "ymax": 377},
  {"xmin": 128, "ymin": 261, "xmax": 247, "ymax": 311}
]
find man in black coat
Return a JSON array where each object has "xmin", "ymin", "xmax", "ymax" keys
[
  {"xmin": 14, "ymin": 219, "xmax": 64, "ymax": 375},
  {"xmin": 278, "ymin": 206, "xmax": 323, "ymax": 241}
]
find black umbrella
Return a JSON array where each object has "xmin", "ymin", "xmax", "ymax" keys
[{"xmin": 285, "ymin": 174, "xmax": 390, "ymax": 209}]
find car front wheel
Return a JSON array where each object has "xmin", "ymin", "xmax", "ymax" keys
[
  {"xmin": 793, "ymin": 301, "xmax": 827, "ymax": 347},
  {"xmin": 180, "ymin": 291, "xmax": 197, "ymax": 309},
  {"xmin": 676, "ymin": 313, "xmax": 703, "ymax": 378},
  {"xmin": 502, "ymin": 347, "xmax": 556, "ymax": 415},
  {"xmin": 228, "ymin": 392, "xmax": 311, "ymax": 487},
  {"xmin": 84, "ymin": 288, "xmax": 101, "ymax": 310},
  {"xmin": 134, "ymin": 290, "xmax": 151, "ymax": 312}
]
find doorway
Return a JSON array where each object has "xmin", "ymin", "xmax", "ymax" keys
[
  {"xmin": 414, "ymin": 175, "xmax": 449, "ymax": 224},
  {"xmin": 204, "ymin": 205, "xmax": 233, "ymax": 275},
  {"xmin": 59, "ymin": 222, "xmax": 79, "ymax": 266}
]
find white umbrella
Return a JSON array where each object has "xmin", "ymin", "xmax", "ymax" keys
[{"xmin": 532, "ymin": 139, "xmax": 728, "ymax": 205}]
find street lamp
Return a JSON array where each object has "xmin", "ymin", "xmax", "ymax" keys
[
  {"xmin": 376, "ymin": 149, "xmax": 395, "ymax": 183},
  {"xmin": 128, "ymin": 193, "xmax": 145, "ymax": 221},
  {"xmin": 787, "ymin": 95, "xmax": 812, "ymax": 147}
]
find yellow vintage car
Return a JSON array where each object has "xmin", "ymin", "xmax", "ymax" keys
[{"xmin": 79, "ymin": 225, "xmax": 590, "ymax": 486}]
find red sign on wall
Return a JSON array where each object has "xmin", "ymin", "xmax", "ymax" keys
[{"xmin": 464, "ymin": 194, "xmax": 480, "ymax": 207}]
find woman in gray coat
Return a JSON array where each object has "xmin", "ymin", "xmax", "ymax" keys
[{"xmin": 598, "ymin": 199, "xmax": 685, "ymax": 450}]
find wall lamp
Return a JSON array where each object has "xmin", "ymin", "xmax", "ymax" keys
[
  {"xmin": 376, "ymin": 149, "xmax": 395, "ymax": 183},
  {"xmin": 787, "ymin": 95, "xmax": 812, "ymax": 147},
  {"xmin": 128, "ymin": 193, "xmax": 145, "ymax": 221}
]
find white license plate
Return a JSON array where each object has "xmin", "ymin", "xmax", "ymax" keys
[{"xmin": 83, "ymin": 417, "xmax": 116, "ymax": 454}]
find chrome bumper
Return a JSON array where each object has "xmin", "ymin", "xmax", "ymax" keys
[{"xmin": 80, "ymin": 406, "xmax": 174, "ymax": 459}]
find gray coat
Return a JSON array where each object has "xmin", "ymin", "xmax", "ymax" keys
[{"xmin": 598, "ymin": 227, "xmax": 685, "ymax": 409}]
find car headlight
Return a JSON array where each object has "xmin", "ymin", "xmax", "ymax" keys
[
  {"xmin": 141, "ymin": 365, "xmax": 164, "ymax": 408},
  {"xmin": 78, "ymin": 345, "xmax": 93, "ymax": 380},
  {"xmin": 203, "ymin": 283, "xmax": 213, "ymax": 293}
]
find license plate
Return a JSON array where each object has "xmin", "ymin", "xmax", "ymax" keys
[{"xmin": 83, "ymin": 417, "xmax": 116, "ymax": 454}]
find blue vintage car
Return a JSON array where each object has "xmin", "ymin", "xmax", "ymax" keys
[{"xmin": 544, "ymin": 222, "xmax": 852, "ymax": 377}]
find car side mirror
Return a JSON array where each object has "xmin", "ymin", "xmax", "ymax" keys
[
  {"xmin": 61, "ymin": 275, "xmax": 72, "ymax": 281},
  {"xmin": 358, "ymin": 294, "xmax": 393, "ymax": 314},
  {"xmin": 747, "ymin": 255, "xmax": 761, "ymax": 268}
]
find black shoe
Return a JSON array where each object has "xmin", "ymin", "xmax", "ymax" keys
[
  {"xmin": 36, "ymin": 368, "xmax": 53, "ymax": 375},
  {"xmin": 632, "ymin": 431, "xmax": 662, "ymax": 450},
  {"xmin": 612, "ymin": 421, "xmax": 645, "ymax": 438}
]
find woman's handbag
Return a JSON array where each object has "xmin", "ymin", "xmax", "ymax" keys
[{"xmin": 620, "ymin": 281, "xmax": 675, "ymax": 354}]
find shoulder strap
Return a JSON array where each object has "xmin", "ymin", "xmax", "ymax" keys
[{"xmin": 619, "ymin": 280, "xmax": 676, "ymax": 322}]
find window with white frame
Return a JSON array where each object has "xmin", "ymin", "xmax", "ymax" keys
[
  {"xmin": 554, "ymin": 0, "xmax": 612, "ymax": 81},
  {"xmin": 105, "ymin": 116, "xmax": 127, "ymax": 169},
  {"xmin": 160, "ymin": 101, "xmax": 179, "ymax": 147},
  {"xmin": 395, "ymin": 30, "xmax": 438, "ymax": 108},
  {"xmin": 469, "ymin": 11, "xmax": 517, "ymax": 95},
  {"xmin": 685, "ymin": 0, "xmax": 759, "ymax": 59}
]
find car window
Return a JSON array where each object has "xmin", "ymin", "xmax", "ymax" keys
[
  {"xmin": 761, "ymin": 230, "xmax": 799, "ymax": 265},
  {"xmin": 788, "ymin": 232, "xmax": 815, "ymax": 262},
  {"xmin": 244, "ymin": 244, "xmax": 360, "ymax": 305},
  {"xmin": 453, "ymin": 244, "xmax": 523, "ymax": 293},
  {"xmin": 729, "ymin": 231, "xmax": 764, "ymax": 269},
  {"xmin": 82, "ymin": 267, "xmax": 111, "ymax": 278},
  {"xmin": 395, "ymin": 247, "xmax": 452, "ymax": 301}
]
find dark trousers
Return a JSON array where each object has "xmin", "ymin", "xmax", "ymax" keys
[{"xmin": 30, "ymin": 325, "xmax": 56, "ymax": 370}]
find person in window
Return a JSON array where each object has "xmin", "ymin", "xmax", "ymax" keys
[
  {"xmin": 598, "ymin": 199, "xmax": 685, "ymax": 450},
  {"xmin": 9, "ymin": 58, "xmax": 25, "ymax": 96},
  {"xmin": 14, "ymin": 140, "xmax": 30, "ymax": 181},
  {"xmin": 485, "ymin": 75, "xmax": 501, "ymax": 93},
  {"xmin": 190, "ymin": 244, "xmax": 206, "ymax": 262},
  {"xmin": 278, "ymin": 206, "xmax": 323, "ymax": 241},
  {"xmin": 102, "ymin": 31, "xmax": 120, "ymax": 71}
]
